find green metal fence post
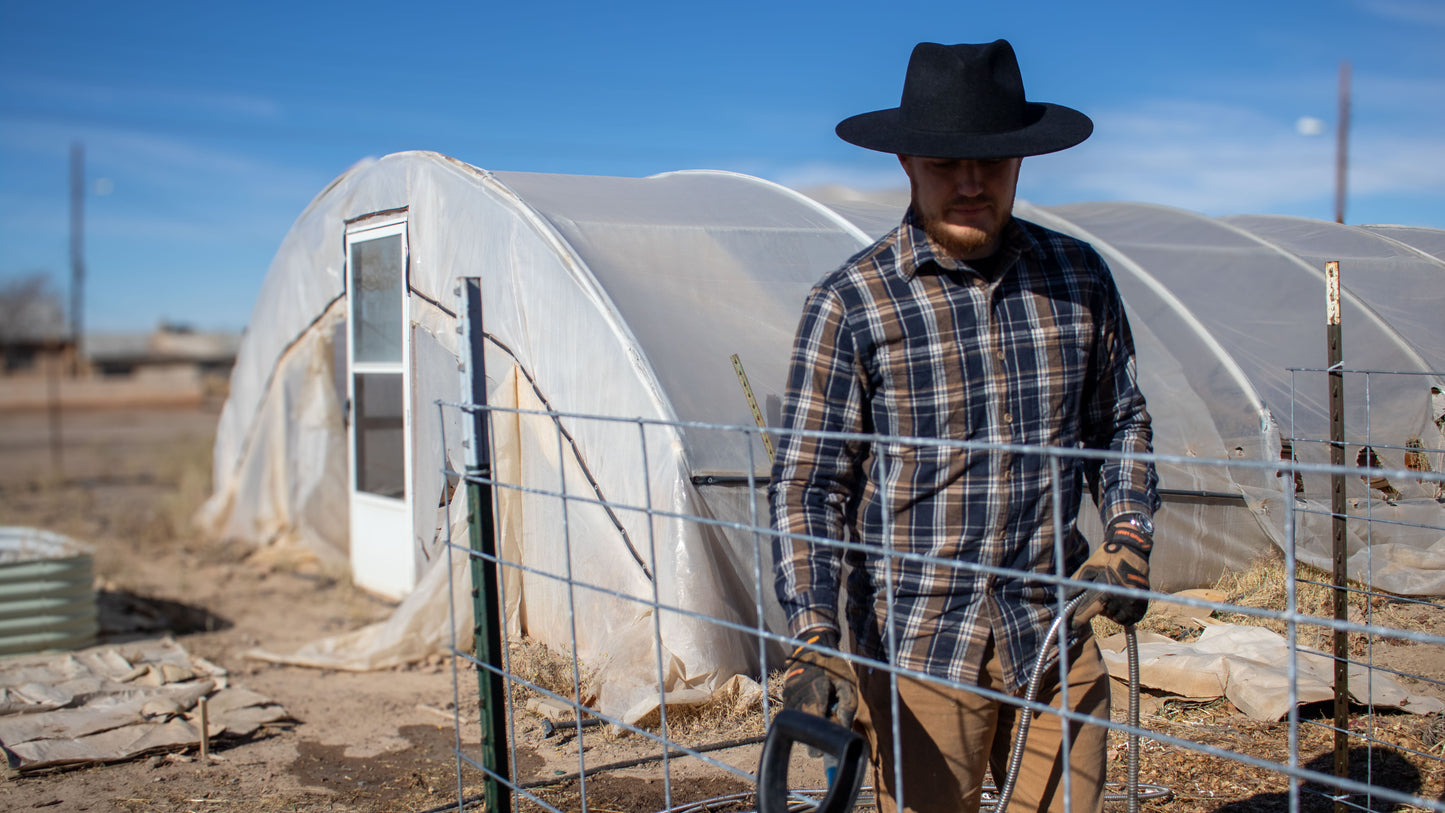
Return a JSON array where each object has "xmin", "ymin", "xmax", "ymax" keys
[{"xmin": 462, "ymin": 278, "xmax": 512, "ymax": 813}]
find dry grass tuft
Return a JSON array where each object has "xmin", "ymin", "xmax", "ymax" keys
[
  {"xmin": 1214, "ymin": 555, "xmax": 1342, "ymax": 619},
  {"xmin": 626, "ymin": 670, "xmax": 781, "ymax": 744},
  {"xmin": 1210, "ymin": 555, "xmax": 1349, "ymax": 651},
  {"xmin": 506, "ymin": 636, "xmax": 594, "ymax": 703},
  {"xmin": 1421, "ymin": 713, "xmax": 1445, "ymax": 757},
  {"xmin": 1089, "ymin": 553, "xmax": 1374, "ymax": 648},
  {"xmin": 649, "ymin": 686, "xmax": 770, "ymax": 744},
  {"xmin": 502, "ymin": 634, "xmax": 778, "ymax": 745}
]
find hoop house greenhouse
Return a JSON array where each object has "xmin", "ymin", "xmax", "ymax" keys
[{"xmin": 199, "ymin": 151, "xmax": 1445, "ymax": 722}]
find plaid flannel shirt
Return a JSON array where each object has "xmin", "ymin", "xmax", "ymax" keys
[{"xmin": 769, "ymin": 210, "xmax": 1160, "ymax": 692}]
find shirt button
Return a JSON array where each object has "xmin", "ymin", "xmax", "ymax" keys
[
  {"xmin": 995, "ymin": 350, "xmax": 1005, "ymax": 362},
  {"xmin": 1003, "ymin": 412, "xmax": 1013, "ymax": 423}
]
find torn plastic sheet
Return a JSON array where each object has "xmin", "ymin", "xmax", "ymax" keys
[
  {"xmin": 1099, "ymin": 623, "xmax": 1445, "ymax": 721},
  {"xmin": 0, "ymin": 637, "xmax": 289, "ymax": 773}
]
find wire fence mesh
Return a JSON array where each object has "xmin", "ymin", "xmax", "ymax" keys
[{"xmin": 432, "ymin": 397, "xmax": 1445, "ymax": 813}]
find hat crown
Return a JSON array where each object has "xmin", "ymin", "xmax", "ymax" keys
[
  {"xmin": 900, "ymin": 40, "xmax": 1032, "ymax": 135},
  {"xmin": 834, "ymin": 38, "xmax": 1092, "ymax": 159}
]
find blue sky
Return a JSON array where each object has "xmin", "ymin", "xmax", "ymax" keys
[{"xmin": 2, "ymin": 0, "xmax": 1442, "ymax": 333}]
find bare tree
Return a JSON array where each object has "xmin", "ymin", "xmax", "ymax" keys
[{"xmin": 0, "ymin": 272, "xmax": 67, "ymax": 344}]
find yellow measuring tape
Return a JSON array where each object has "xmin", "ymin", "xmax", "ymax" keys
[{"xmin": 730, "ymin": 353, "xmax": 775, "ymax": 463}]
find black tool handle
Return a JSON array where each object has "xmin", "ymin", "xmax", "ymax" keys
[{"xmin": 757, "ymin": 708, "xmax": 866, "ymax": 813}]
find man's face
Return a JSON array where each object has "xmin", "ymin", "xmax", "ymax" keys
[{"xmin": 898, "ymin": 155, "xmax": 1023, "ymax": 261}]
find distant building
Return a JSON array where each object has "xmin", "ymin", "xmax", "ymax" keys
[
  {"xmin": 85, "ymin": 323, "xmax": 241, "ymax": 378},
  {"xmin": 0, "ymin": 320, "xmax": 242, "ymax": 411}
]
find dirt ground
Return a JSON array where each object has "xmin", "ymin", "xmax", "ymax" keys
[
  {"xmin": 0, "ymin": 403, "xmax": 1442, "ymax": 812},
  {"xmin": 0, "ymin": 405, "xmax": 781, "ymax": 813},
  {"xmin": 0, "ymin": 405, "xmax": 481, "ymax": 812}
]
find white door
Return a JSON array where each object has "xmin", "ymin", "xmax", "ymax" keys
[{"xmin": 345, "ymin": 219, "xmax": 414, "ymax": 599}]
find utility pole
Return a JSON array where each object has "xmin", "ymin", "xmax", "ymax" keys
[
  {"xmin": 1334, "ymin": 61, "xmax": 1351, "ymax": 225},
  {"xmin": 70, "ymin": 142, "xmax": 85, "ymax": 375}
]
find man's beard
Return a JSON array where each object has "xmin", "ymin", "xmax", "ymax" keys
[{"xmin": 919, "ymin": 203, "xmax": 1005, "ymax": 260}]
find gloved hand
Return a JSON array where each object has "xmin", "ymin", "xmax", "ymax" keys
[
  {"xmin": 1071, "ymin": 513, "xmax": 1154, "ymax": 627},
  {"xmin": 781, "ymin": 628, "xmax": 858, "ymax": 729}
]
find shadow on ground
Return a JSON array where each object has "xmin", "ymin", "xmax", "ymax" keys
[
  {"xmin": 1211, "ymin": 745, "xmax": 1431, "ymax": 812},
  {"xmin": 97, "ymin": 588, "xmax": 231, "ymax": 637},
  {"xmin": 288, "ymin": 724, "xmax": 471, "ymax": 807}
]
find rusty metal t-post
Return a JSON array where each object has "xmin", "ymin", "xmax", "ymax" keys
[{"xmin": 1325, "ymin": 260, "xmax": 1349, "ymax": 812}]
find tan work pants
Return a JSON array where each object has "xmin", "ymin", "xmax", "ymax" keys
[{"xmin": 854, "ymin": 632, "xmax": 1110, "ymax": 813}]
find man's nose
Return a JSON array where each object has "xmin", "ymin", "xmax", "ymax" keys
[{"xmin": 954, "ymin": 161, "xmax": 984, "ymax": 196}]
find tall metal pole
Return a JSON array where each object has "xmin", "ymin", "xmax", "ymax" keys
[
  {"xmin": 69, "ymin": 143, "xmax": 85, "ymax": 375},
  {"xmin": 1334, "ymin": 62, "xmax": 1351, "ymax": 225},
  {"xmin": 1326, "ymin": 260, "xmax": 1349, "ymax": 813}
]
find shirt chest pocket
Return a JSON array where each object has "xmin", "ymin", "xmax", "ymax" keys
[
  {"xmin": 1037, "ymin": 321, "xmax": 1091, "ymax": 372},
  {"xmin": 1025, "ymin": 321, "xmax": 1093, "ymax": 426},
  {"xmin": 872, "ymin": 337, "xmax": 981, "ymax": 440}
]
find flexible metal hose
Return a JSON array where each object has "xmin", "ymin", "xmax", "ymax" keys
[
  {"xmin": 992, "ymin": 592, "xmax": 1142, "ymax": 813},
  {"xmin": 1126, "ymin": 624, "xmax": 1140, "ymax": 813}
]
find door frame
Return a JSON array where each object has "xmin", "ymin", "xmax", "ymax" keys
[{"xmin": 344, "ymin": 215, "xmax": 414, "ymax": 599}]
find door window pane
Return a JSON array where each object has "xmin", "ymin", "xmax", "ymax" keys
[
  {"xmin": 355, "ymin": 372, "xmax": 405, "ymax": 498},
  {"xmin": 351, "ymin": 234, "xmax": 403, "ymax": 364}
]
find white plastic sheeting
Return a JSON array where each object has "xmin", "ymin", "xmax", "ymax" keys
[
  {"xmin": 200, "ymin": 152, "xmax": 1445, "ymax": 723},
  {"xmin": 199, "ymin": 153, "xmax": 869, "ymax": 722},
  {"xmin": 1098, "ymin": 625, "xmax": 1445, "ymax": 721},
  {"xmin": 1037, "ymin": 203, "xmax": 1445, "ymax": 594}
]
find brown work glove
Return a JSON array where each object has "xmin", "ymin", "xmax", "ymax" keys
[
  {"xmin": 781, "ymin": 628, "xmax": 858, "ymax": 729},
  {"xmin": 1071, "ymin": 513, "xmax": 1154, "ymax": 627}
]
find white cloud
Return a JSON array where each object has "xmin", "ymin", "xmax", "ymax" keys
[
  {"xmin": 0, "ymin": 74, "xmax": 282, "ymax": 121},
  {"xmin": 91, "ymin": 129, "xmax": 323, "ymax": 201},
  {"xmin": 1348, "ymin": 132, "xmax": 1445, "ymax": 197},
  {"xmin": 1351, "ymin": 73, "xmax": 1445, "ymax": 117},
  {"xmin": 1354, "ymin": 0, "xmax": 1445, "ymax": 27},
  {"xmin": 0, "ymin": 118, "xmax": 326, "ymax": 203},
  {"xmin": 0, "ymin": 119, "xmax": 330, "ymax": 257},
  {"xmin": 1023, "ymin": 98, "xmax": 1445, "ymax": 220}
]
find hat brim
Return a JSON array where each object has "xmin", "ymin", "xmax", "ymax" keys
[{"xmin": 836, "ymin": 101, "xmax": 1093, "ymax": 159}]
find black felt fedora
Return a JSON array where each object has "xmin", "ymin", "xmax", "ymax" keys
[{"xmin": 836, "ymin": 40, "xmax": 1093, "ymax": 159}]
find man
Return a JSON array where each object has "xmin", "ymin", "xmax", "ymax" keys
[{"xmin": 769, "ymin": 40, "xmax": 1160, "ymax": 813}]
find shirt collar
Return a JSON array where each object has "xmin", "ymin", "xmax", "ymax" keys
[{"xmin": 896, "ymin": 207, "xmax": 1040, "ymax": 281}]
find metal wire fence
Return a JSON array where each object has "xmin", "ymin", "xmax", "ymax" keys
[
  {"xmin": 1278, "ymin": 366, "xmax": 1445, "ymax": 813},
  {"xmin": 431, "ymin": 398, "xmax": 1445, "ymax": 813}
]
